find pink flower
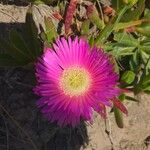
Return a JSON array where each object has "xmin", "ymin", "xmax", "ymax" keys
[{"xmin": 34, "ymin": 37, "xmax": 126, "ymax": 127}]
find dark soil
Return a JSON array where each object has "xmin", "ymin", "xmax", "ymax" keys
[{"xmin": 0, "ymin": 68, "xmax": 89, "ymax": 150}]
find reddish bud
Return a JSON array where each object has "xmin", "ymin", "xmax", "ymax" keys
[
  {"xmin": 86, "ymin": 4, "xmax": 105, "ymax": 29},
  {"xmin": 120, "ymin": 88, "xmax": 132, "ymax": 93},
  {"xmin": 99, "ymin": 103, "xmax": 107, "ymax": 118},
  {"xmin": 103, "ymin": 6, "xmax": 115, "ymax": 17},
  {"xmin": 52, "ymin": 11, "xmax": 63, "ymax": 21},
  {"xmin": 124, "ymin": 26, "xmax": 136, "ymax": 33},
  {"xmin": 112, "ymin": 98, "xmax": 128, "ymax": 115},
  {"xmin": 86, "ymin": 4, "xmax": 94, "ymax": 17},
  {"xmin": 103, "ymin": 6, "xmax": 114, "ymax": 15},
  {"xmin": 65, "ymin": 0, "xmax": 78, "ymax": 35}
]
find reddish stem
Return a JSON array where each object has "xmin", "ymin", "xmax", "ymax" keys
[
  {"xmin": 65, "ymin": 0, "xmax": 78, "ymax": 35},
  {"xmin": 86, "ymin": 4, "xmax": 94, "ymax": 17}
]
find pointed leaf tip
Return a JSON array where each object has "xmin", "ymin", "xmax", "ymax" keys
[
  {"xmin": 114, "ymin": 107, "xmax": 124, "ymax": 128},
  {"xmin": 99, "ymin": 103, "xmax": 107, "ymax": 119},
  {"xmin": 112, "ymin": 98, "xmax": 128, "ymax": 115}
]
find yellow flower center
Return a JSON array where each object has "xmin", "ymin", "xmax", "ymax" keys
[{"xmin": 60, "ymin": 67, "xmax": 91, "ymax": 97}]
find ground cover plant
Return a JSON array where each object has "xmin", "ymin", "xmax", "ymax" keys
[{"xmin": 0, "ymin": 0, "xmax": 150, "ymax": 149}]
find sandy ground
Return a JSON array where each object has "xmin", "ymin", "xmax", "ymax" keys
[
  {"xmin": 84, "ymin": 94, "xmax": 150, "ymax": 150},
  {"xmin": 0, "ymin": 3, "xmax": 150, "ymax": 150}
]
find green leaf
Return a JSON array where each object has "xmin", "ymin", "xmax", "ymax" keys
[
  {"xmin": 125, "ymin": 95, "xmax": 139, "ymax": 102},
  {"xmin": 140, "ymin": 50, "xmax": 150, "ymax": 63},
  {"xmin": 102, "ymin": 42, "xmax": 113, "ymax": 52},
  {"xmin": 0, "ymin": 54, "xmax": 20, "ymax": 67},
  {"xmin": 112, "ymin": 46, "xmax": 135, "ymax": 57},
  {"xmin": 129, "ymin": 50, "xmax": 140, "ymax": 71},
  {"xmin": 27, "ymin": 0, "xmax": 53, "ymax": 5},
  {"xmin": 141, "ymin": 45, "xmax": 150, "ymax": 55},
  {"xmin": 141, "ymin": 38, "xmax": 150, "ymax": 46},
  {"xmin": 114, "ymin": 107, "xmax": 124, "ymax": 128},
  {"xmin": 136, "ymin": 8, "xmax": 150, "ymax": 37},
  {"xmin": 89, "ymin": 36, "xmax": 95, "ymax": 47},
  {"xmin": 143, "ymin": 8, "xmax": 150, "ymax": 19},
  {"xmin": 27, "ymin": 0, "xmax": 44, "ymax": 4},
  {"xmin": 142, "ymin": 74, "xmax": 150, "ymax": 85},
  {"xmin": 114, "ymin": 20, "xmax": 142, "ymax": 31},
  {"xmin": 114, "ymin": 32, "xmax": 138, "ymax": 47},
  {"xmin": 135, "ymin": 83, "xmax": 150, "ymax": 93},
  {"xmin": 0, "ymin": 38, "xmax": 29, "ymax": 64},
  {"xmin": 9, "ymin": 30, "xmax": 33, "ymax": 60},
  {"xmin": 143, "ymin": 85, "xmax": 150, "ymax": 91},
  {"xmin": 123, "ymin": 0, "xmax": 138, "ymax": 6},
  {"xmin": 81, "ymin": 20, "xmax": 90, "ymax": 36},
  {"xmin": 111, "ymin": 0, "xmax": 125, "ymax": 11},
  {"xmin": 87, "ymin": 5, "xmax": 105, "ymax": 30},
  {"xmin": 136, "ymin": 23, "xmax": 150, "ymax": 37},
  {"xmin": 121, "ymin": 0, "xmax": 145, "ymax": 22},
  {"xmin": 135, "ymin": 57, "xmax": 150, "ymax": 91},
  {"xmin": 44, "ymin": 17, "xmax": 58, "ymax": 44},
  {"xmin": 25, "ymin": 7, "xmax": 42, "ymax": 58},
  {"xmin": 95, "ymin": 4, "xmax": 132, "ymax": 45},
  {"xmin": 121, "ymin": 70, "xmax": 135, "ymax": 84},
  {"xmin": 119, "ymin": 93, "xmax": 126, "ymax": 101}
]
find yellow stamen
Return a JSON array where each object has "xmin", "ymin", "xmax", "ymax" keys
[{"xmin": 60, "ymin": 67, "xmax": 91, "ymax": 97}]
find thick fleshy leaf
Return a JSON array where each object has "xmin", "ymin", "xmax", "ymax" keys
[
  {"xmin": 111, "ymin": 0, "xmax": 125, "ymax": 11},
  {"xmin": 25, "ymin": 6, "xmax": 42, "ymax": 58},
  {"xmin": 134, "ymin": 57, "xmax": 150, "ymax": 94},
  {"xmin": 114, "ymin": 107, "xmax": 124, "ymax": 128},
  {"xmin": 112, "ymin": 98, "xmax": 128, "ymax": 115},
  {"xmin": 95, "ymin": 4, "xmax": 132, "ymax": 45},
  {"xmin": 112, "ymin": 46, "xmax": 135, "ymax": 57},
  {"xmin": 142, "ymin": 84, "xmax": 150, "ymax": 92},
  {"xmin": 121, "ymin": 0, "xmax": 145, "ymax": 22},
  {"xmin": 44, "ymin": 17, "xmax": 58, "ymax": 44},
  {"xmin": 114, "ymin": 20, "xmax": 142, "ymax": 31},
  {"xmin": 144, "ymin": 8, "xmax": 150, "ymax": 19},
  {"xmin": 136, "ymin": 8, "xmax": 150, "ymax": 37},
  {"xmin": 27, "ymin": 0, "xmax": 44, "ymax": 4},
  {"xmin": 0, "ymin": 54, "xmax": 21, "ymax": 67},
  {"xmin": 136, "ymin": 24, "xmax": 150, "ymax": 37},
  {"xmin": 141, "ymin": 45, "xmax": 150, "ymax": 55},
  {"xmin": 129, "ymin": 51, "xmax": 140, "ymax": 72},
  {"xmin": 27, "ymin": 0, "xmax": 55, "ymax": 5},
  {"xmin": 89, "ymin": 36, "xmax": 95, "ymax": 47},
  {"xmin": 114, "ymin": 32, "xmax": 138, "ymax": 47},
  {"xmin": 0, "ymin": 38, "xmax": 30, "ymax": 64},
  {"xmin": 121, "ymin": 70, "xmax": 135, "ymax": 84},
  {"xmin": 125, "ymin": 96, "xmax": 139, "ymax": 102},
  {"xmin": 142, "ymin": 74, "xmax": 150, "ymax": 85},
  {"xmin": 86, "ymin": 4, "xmax": 105, "ymax": 30},
  {"xmin": 123, "ymin": 0, "xmax": 138, "ymax": 6},
  {"xmin": 140, "ymin": 50, "xmax": 150, "ymax": 64},
  {"xmin": 9, "ymin": 30, "xmax": 33, "ymax": 60},
  {"xmin": 118, "ymin": 93, "xmax": 125, "ymax": 101},
  {"xmin": 81, "ymin": 20, "xmax": 90, "ymax": 36}
]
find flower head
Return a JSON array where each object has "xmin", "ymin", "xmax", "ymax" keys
[{"xmin": 34, "ymin": 37, "xmax": 126, "ymax": 126}]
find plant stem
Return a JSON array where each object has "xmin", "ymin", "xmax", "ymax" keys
[{"xmin": 95, "ymin": 5, "xmax": 131, "ymax": 46}]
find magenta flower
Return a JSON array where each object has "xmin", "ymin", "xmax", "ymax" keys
[{"xmin": 34, "ymin": 37, "xmax": 127, "ymax": 126}]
